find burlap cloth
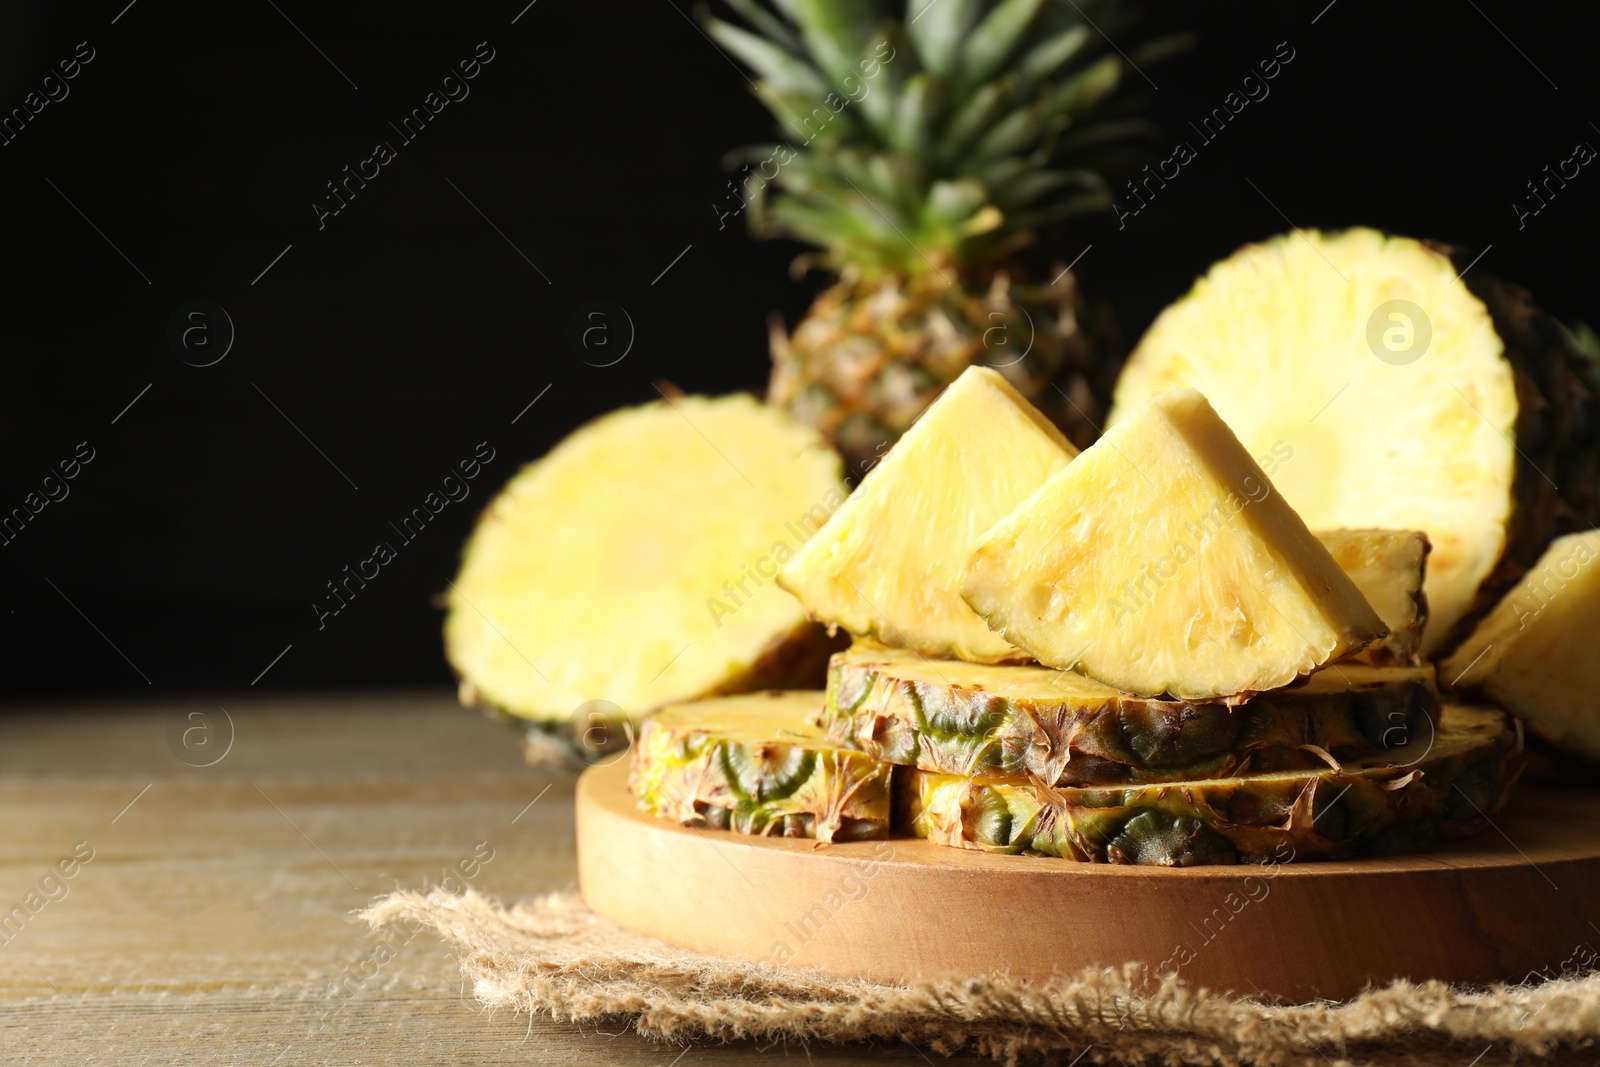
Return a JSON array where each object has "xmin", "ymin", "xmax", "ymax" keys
[{"xmin": 360, "ymin": 887, "xmax": 1600, "ymax": 1066}]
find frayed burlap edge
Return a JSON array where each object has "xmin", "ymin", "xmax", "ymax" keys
[{"xmin": 360, "ymin": 888, "xmax": 1600, "ymax": 1066}]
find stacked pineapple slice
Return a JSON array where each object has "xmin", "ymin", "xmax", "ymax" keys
[
  {"xmin": 632, "ymin": 691, "xmax": 891, "ymax": 844},
  {"xmin": 630, "ymin": 368, "xmax": 1525, "ymax": 865}
]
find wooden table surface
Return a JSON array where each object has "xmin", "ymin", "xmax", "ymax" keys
[{"xmin": 0, "ymin": 693, "xmax": 947, "ymax": 1066}]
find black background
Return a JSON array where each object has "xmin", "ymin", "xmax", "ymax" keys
[{"xmin": 1, "ymin": 0, "xmax": 1596, "ymax": 698}]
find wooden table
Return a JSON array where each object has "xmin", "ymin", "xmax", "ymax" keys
[{"xmin": 0, "ymin": 694, "xmax": 944, "ymax": 1066}]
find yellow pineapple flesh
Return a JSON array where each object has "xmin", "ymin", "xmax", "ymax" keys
[
  {"xmin": 778, "ymin": 366, "xmax": 1077, "ymax": 664},
  {"xmin": 1443, "ymin": 530, "xmax": 1600, "ymax": 763},
  {"xmin": 961, "ymin": 389, "xmax": 1386, "ymax": 699},
  {"xmin": 445, "ymin": 395, "xmax": 845, "ymax": 729},
  {"xmin": 1318, "ymin": 529, "xmax": 1430, "ymax": 665}
]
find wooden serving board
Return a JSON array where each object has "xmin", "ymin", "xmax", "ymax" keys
[{"xmin": 578, "ymin": 759, "xmax": 1600, "ymax": 1002}]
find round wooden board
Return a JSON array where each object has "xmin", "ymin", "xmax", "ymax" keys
[{"xmin": 577, "ymin": 759, "xmax": 1600, "ymax": 1001}]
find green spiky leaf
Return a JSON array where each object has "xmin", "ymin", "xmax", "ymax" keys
[
  {"xmin": 709, "ymin": 0, "xmax": 1185, "ymax": 278},
  {"xmin": 1014, "ymin": 25, "xmax": 1090, "ymax": 93},
  {"xmin": 959, "ymin": 0, "xmax": 1046, "ymax": 89},
  {"xmin": 707, "ymin": 18, "xmax": 828, "ymax": 95},
  {"xmin": 907, "ymin": 0, "xmax": 981, "ymax": 78}
]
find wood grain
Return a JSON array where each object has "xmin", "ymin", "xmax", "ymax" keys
[
  {"xmin": 0, "ymin": 694, "xmax": 962, "ymax": 1066},
  {"xmin": 580, "ymin": 758, "xmax": 1600, "ymax": 1002}
]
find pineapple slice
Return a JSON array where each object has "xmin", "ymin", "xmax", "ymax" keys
[
  {"xmin": 1111, "ymin": 228, "xmax": 1599, "ymax": 657},
  {"xmin": 446, "ymin": 395, "xmax": 845, "ymax": 735},
  {"xmin": 961, "ymin": 389, "xmax": 1386, "ymax": 699},
  {"xmin": 1317, "ymin": 529, "xmax": 1430, "ymax": 665},
  {"xmin": 629, "ymin": 691, "xmax": 891, "ymax": 843},
  {"xmin": 778, "ymin": 366, "xmax": 1077, "ymax": 664},
  {"xmin": 901, "ymin": 704, "xmax": 1520, "ymax": 865},
  {"xmin": 1443, "ymin": 530, "xmax": 1600, "ymax": 763},
  {"xmin": 823, "ymin": 642, "xmax": 1437, "ymax": 785}
]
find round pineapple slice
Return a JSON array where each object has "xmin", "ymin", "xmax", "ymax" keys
[
  {"xmin": 823, "ymin": 641, "xmax": 1437, "ymax": 786},
  {"xmin": 629, "ymin": 690, "xmax": 890, "ymax": 843},
  {"xmin": 445, "ymin": 395, "xmax": 846, "ymax": 733},
  {"xmin": 1111, "ymin": 228, "xmax": 1599, "ymax": 657}
]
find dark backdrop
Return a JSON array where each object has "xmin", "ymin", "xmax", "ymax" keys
[{"xmin": 2, "ymin": 0, "xmax": 1596, "ymax": 697}]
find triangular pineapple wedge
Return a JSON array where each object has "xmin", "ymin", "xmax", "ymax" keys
[
  {"xmin": 1317, "ymin": 529, "xmax": 1430, "ymax": 666},
  {"xmin": 961, "ymin": 389, "xmax": 1386, "ymax": 699},
  {"xmin": 778, "ymin": 366, "xmax": 1077, "ymax": 663},
  {"xmin": 1443, "ymin": 530, "xmax": 1600, "ymax": 763}
]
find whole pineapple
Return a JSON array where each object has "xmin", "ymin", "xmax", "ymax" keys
[{"xmin": 708, "ymin": 0, "xmax": 1178, "ymax": 469}]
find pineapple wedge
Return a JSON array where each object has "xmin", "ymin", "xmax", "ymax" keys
[
  {"xmin": 823, "ymin": 642, "xmax": 1437, "ymax": 785},
  {"xmin": 778, "ymin": 366, "xmax": 1077, "ymax": 664},
  {"xmin": 1443, "ymin": 530, "xmax": 1600, "ymax": 763},
  {"xmin": 901, "ymin": 704, "xmax": 1519, "ymax": 865},
  {"xmin": 630, "ymin": 691, "xmax": 890, "ymax": 843},
  {"xmin": 961, "ymin": 389, "xmax": 1387, "ymax": 699},
  {"xmin": 1318, "ymin": 529, "xmax": 1430, "ymax": 665},
  {"xmin": 446, "ymin": 395, "xmax": 845, "ymax": 739}
]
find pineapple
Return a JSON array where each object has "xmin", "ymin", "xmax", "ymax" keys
[
  {"xmin": 445, "ymin": 395, "xmax": 845, "ymax": 750},
  {"xmin": 629, "ymin": 691, "xmax": 891, "ymax": 843},
  {"xmin": 901, "ymin": 703, "xmax": 1521, "ymax": 865},
  {"xmin": 1443, "ymin": 529, "xmax": 1600, "ymax": 764},
  {"xmin": 960, "ymin": 389, "xmax": 1387, "ymax": 699},
  {"xmin": 1318, "ymin": 529, "xmax": 1430, "ymax": 666},
  {"xmin": 822, "ymin": 641, "xmax": 1437, "ymax": 785},
  {"xmin": 1111, "ymin": 228, "xmax": 1600, "ymax": 657},
  {"xmin": 707, "ymin": 0, "xmax": 1183, "ymax": 469},
  {"xmin": 777, "ymin": 366, "xmax": 1075, "ymax": 663}
]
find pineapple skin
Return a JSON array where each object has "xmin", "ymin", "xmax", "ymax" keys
[
  {"xmin": 770, "ymin": 268, "xmax": 1119, "ymax": 475},
  {"xmin": 1445, "ymin": 268, "xmax": 1600, "ymax": 652},
  {"xmin": 629, "ymin": 691, "xmax": 891, "ymax": 844},
  {"xmin": 901, "ymin": 704, "xmax": 1521, "ymax": 865},
  {"xmin": 822, "ymin": 643, "xmax": 1437, "ymax": 786}
]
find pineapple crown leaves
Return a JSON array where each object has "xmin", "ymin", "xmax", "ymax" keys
[{"xmin": 706, "ymin": 0, "xmax": 1187, "ymax": 281}]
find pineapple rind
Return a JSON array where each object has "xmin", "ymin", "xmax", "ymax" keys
[
  {"xmin": 822, "ymin": 642, "xmax": 1437, "ymax": 786},
  {"xmin": 770, "ymin": 270, "xmax": 1121, "ymax": 466},
  {"xmin": 779, "ymin": 366, "xmax": 1076, "ymax": 664},
  {"xmin": 1318, "ymin": 529, "xmax": 1431, "ymax": 666},
  {"xmin": 629, "ymin": 691, "xmax": 891, "ymax": 843},
  {"xmin": 445, "ymin": 394, "xmax": 845, "ymax": 727},
  {"xmin": 901, "ymin": 704, "xmax": 1519, "ymax": 865},
  {"xmin": 1443, "ymin": 530, "xmax": 1600, "ymax": 764},
  {"xmin": 962, "ymin": 389, "xmax": 1386, "ymax": 699}
]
